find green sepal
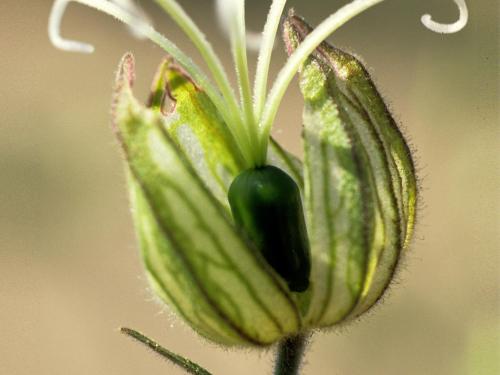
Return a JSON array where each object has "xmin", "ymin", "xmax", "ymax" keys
[
  {"xmin": 283, "ymin": 13, "xmax": 417, "ymax": 325},
  {"xmin": 112, "ymin": 53, "xmax": 302, "ymax": 346}
]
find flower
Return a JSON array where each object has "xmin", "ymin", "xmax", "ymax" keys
[{"xmin": 49, "ymin": 0, "xmax": 468, "ymax": 346}]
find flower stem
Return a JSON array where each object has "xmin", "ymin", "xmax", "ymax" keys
[{"xmin": 274, "ymin": 333, "xmax": 309, "ymax": 375}]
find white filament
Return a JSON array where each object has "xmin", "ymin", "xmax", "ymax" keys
[{"xmin": 421, "ymin": 0, "xmax": 468, "ymax": 34}]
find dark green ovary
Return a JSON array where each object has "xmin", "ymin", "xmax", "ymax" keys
[{"xmin": 228, "ymin": 166, "xmax": 311, "ymax": 292}]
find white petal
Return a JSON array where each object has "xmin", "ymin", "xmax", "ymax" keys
[
  {"xmin": 48, "ymin": 0, "xmax": 152, "ymax": 54},
  {"xmin": 421, "ymin": 0, "xmax": 468, "ymax": 34},
  {"xmin": 49, "ymin": 0, "xmax": 95, "ymax": 53}
]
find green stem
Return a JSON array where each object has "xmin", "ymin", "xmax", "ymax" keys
[{"xmin": 274, "ymin": 333, "xmax": 309, "ymax": 375}]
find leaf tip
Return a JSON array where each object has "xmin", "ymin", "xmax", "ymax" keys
[
  {"xmin": 116, "ymin": 52, "xmax": 136, "ymax": 89},
  {"xmin": 111, "ymin": 52, "xmax": 137, "ymax": 135}
]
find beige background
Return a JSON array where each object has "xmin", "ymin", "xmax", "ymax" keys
[{"xmin": 1, "ymin": 1, "xmax": 498, "ymax": 374}]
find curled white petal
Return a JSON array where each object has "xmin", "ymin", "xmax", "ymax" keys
[
  {"xmin": 48, "ymin": 0, "xmax": 152, "ymax": 54},
  {"xmin": 215, "ymin": 0, "xmax": 262, "ymax": 51},
  {"xmin": 421, "ymin": 0, "xmax": 468, "ymax": 34},
  {"xmin": 49, "ymin": 0, "xmax": 94, "ymax": 53}
]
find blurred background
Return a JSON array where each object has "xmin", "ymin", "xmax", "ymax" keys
[{"xmin": 0, "ymin": 0, "xmax": 498, "ymax": 374}]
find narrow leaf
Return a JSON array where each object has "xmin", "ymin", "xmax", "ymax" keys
[{"xmin": 121, "ymin": 327, "xmax": 213, "ymax": 375}]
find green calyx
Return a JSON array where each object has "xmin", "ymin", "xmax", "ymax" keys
[
  {"xmin": 112, "ymin": 10, "xmax": 417, "ymax": 346},
  {"xmin": 48, "ymin": 1, "xmax": 467, "ymax": 371}
]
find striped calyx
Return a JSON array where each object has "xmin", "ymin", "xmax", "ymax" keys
[
  {"xmin": 283, "ymin": 13, "xmax": 417, "ymax": 326},
  {"xmin": 112, "ymin": 10, "xmax": 417, "ymax": 347},
  {"xmin": 113, "ymin": 54, "xmax": 301, "ymax": 346}
]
